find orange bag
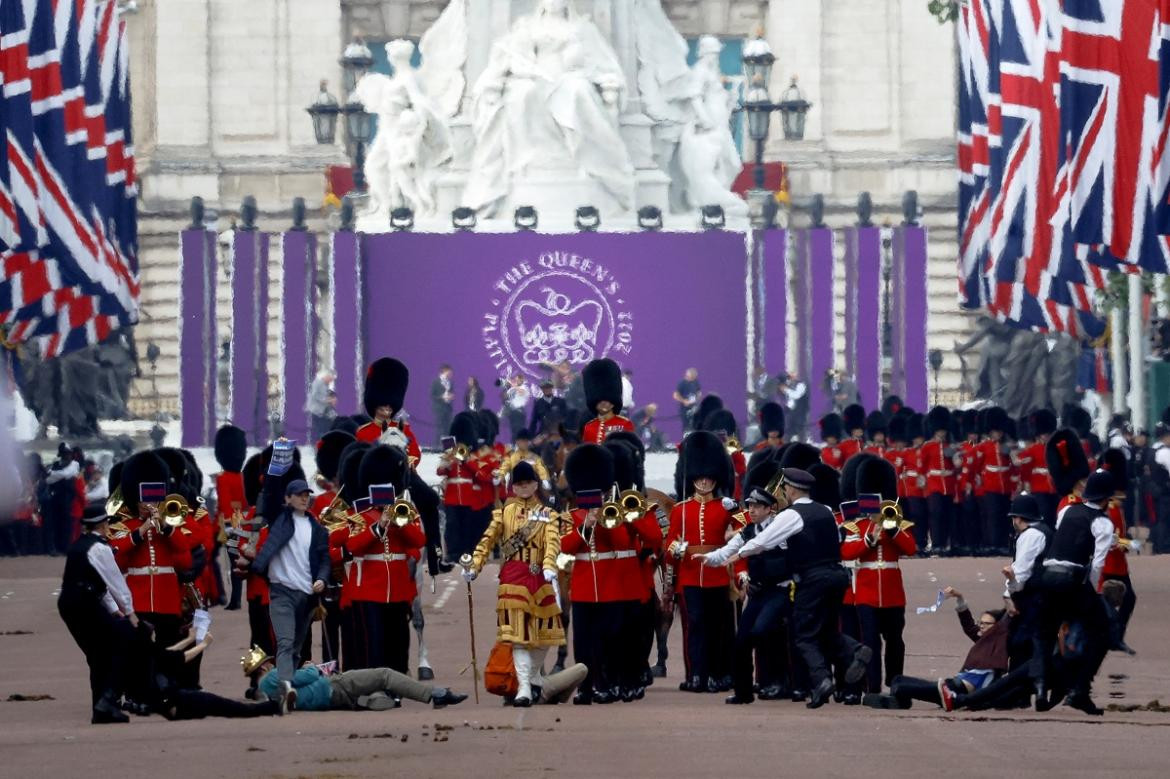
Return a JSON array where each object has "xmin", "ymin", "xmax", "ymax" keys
[{"xmin": 484, "ymin": 641, "xmax": 518, "ymax": 697}]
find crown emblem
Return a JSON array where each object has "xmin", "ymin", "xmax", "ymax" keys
[
  {"xmin": 514, "ymin": 287, "xmax": 603, "ymax": 367},
  {"xmin": 240, "ymin": 645, "xmax": 271, "ymax": 675}
]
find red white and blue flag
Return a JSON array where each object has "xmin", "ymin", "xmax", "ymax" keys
[
  {"xmin": 957, "ymin": 0, "xmax": 1170, "ymax": 336},
  {"xmin": 1, "ymin": 0, "xmax": 138, "ymax": 358}
]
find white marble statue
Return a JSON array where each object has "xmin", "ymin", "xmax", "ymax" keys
[
  {"xmin": 357, "ymin": 40, "xmax": 453, "ymax": 218},
  {"xmin": 677, "ymin": 36, "xmax": 746, "ymax": 216},
  {"xmin": 462, "ymin": 0, "xmax": 636, "ymax": 216}
]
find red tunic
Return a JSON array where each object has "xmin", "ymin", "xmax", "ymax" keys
[
  {"xmin": 865, "ymin": 444, "xmax": 887, "ymax": 458},
  {"xmin": 1017, "ymin": 442, "xmax": 1055, "ymax": 494},
  {"xmin": 731, "ymin": 449, "xmax": 746, "ymax": 501},
  {"xmin": 437, "ymin": 458, "xmax": 494, "ymax": 510},
  {"xmin": 840, "ymin": 517, "xmax": 917, "ymax": 608},
  {"xmin": 471, "ymin": 449, "xmax": 505, "ymax": 506},
  {"xmin": 327, "ymin": 524, "xmax": 354, "ymax": 609},
  {"xmin": 1101, "ymin": 501, "xmax": 1129, "ymax": 579},
  {"xmin": 821, "ymin": 444, "xmax": 845, "ymax": 471},
  {"xmin": 110, "ymin": 518, "xmax": 194, "ymax": 615},
  {"xmin": 898, "ymin": 445, "xmax": 924, "ymax": 498},
  {"xmin": 355, "ymin": 420, "xmax": 422, "ymax": 466},
  {"xmin": 975, "ymin": 439, "xmax": 1013, "ymax": 494},
  {"xmin": 215, "ymin": 472, "xmax": 247, "ymax": 524},
  {"xmin": 664, "ymin": 496, "xmax": 735, "ymax": 589},
  {"xmin": 311, "ymin": 490, "xmax": 338, "ymax": 517},
  {"xmin": 560, "ymin": 508, "xmax": 648, "ymax": 602},
  {"xmin": 918, "ymin": 441, "xmax": 956, "ymax": 497},
  {"xmin": 582, "ymin": 414, "xmax": 636, "ymax": 444},
  {"xmin": 836, "ymin": 510, "xmax": 856, "ymax": 606},
  {"xmin": 957, "ymin": 440, "xmax": 980, "ymax": 499},
  {"xmin": 344, "ymin": 509, "xmax": 425, "ymax": 604},
  {"xmin": 187, "ymin": 511, "xmax": 220, "ymax": 603},
  {"xmin": 839, "ymin": 438, "xmax": 864, "ymax": 464},
  {"xmin": 241, "ymin": 524, "xmax": 271, "ymax": 605}
]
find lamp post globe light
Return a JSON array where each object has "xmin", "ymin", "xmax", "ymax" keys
[
  {"xmin": 306, "ymin": 38, "xmax": 377, "ymax": 196},
  {"xmin": 776, "ymin": 77, "xmax": 812, "ymax": 141},
  {"xmin": 307, "ymin": 80, "xmax": 340, "ymax": 145},
  {"xmin": 339, "ymin": 37, "xmax": 374, "ymax": 95}
]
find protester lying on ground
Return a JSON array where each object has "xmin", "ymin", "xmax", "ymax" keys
[{"xmin": 251, "ymin": 653, "xmax": 467, "ymax": 711}]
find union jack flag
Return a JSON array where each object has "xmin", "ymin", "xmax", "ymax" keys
[
  {"xmin": 1, "ymin": 0, "xmax": 138, "ymax": 358},
  {"xmin": 957, "ymin": 0, "xmax": 1169, "ymax": 337}
]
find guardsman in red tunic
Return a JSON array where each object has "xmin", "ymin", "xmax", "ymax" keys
[
  {"xmin": 900, "ymin": 413, "xmax": 929, "ymax": 550},
  {"xmin": 109, "ymin": 451, "xmax": 194, "ymax": 658},
  {"xmin": 313, "ymin": 430, "xmax": 356, "ymax": 667},
  {"xmin": 330, "ymin": 441, "xmax": 372, "ymax": 669},
  {"xmin": 581, "ymin": 358, "xmax": 636, "ymax": 444},
  {"xmin": 354, "ymin": 357, "xmax": 422, "ymax": 467},
  {"xmin": 560, "ymin": 444, "xmax": 652, "ymax": 704},
  {"xmin": 954, "ymin": 409, "xmax": 982, "ymax": 555},
  {"xmin": 1046, "ymin": 428, "xmax": 1091, "ymax": 513},
  {"xmin": 819, "ymin": 413, "xmax": 846, "ymax": 470},
  {"xmin": 975, "ymin": 407, "xmax": 1014, "ymax": 554},
  {"xmin": 755, "ymin": 401, "xmax": 786, "ymax": 450},
  {"xmin": 863, "ymin": 411, "xmax": 888, "ymax": 457},
  {"xmin": 1098, "ymin": 448, "xmax": 1136, "ymax": 646},
  {"xmin": 704, "ymin": 409, "xmax": 746, "ymax": 501},
  {"xmin": 840, "ymin": 459, "xmax": 916, "ymax": 693},
  {"xmin": 1018, "ymin": 409, "xmax": 1059, "ymax": 526},
  {"xmin": 438, "ymin": 411, "xmax": 495, "ymax": 562},
  {"xmin": 840, "ymin": 404, "xmax": 867, "ymax": 463},
  {"xmin": 919, "ymin": 406, "xmax": 956, "ymax": 555},
  {"xmin": 664, "ymin": 431, "xmax": 738, "ymax": 694},
  {"xmin": 345, "ymin": 445, "xmax": 426, "ymax": 674},
  {"xmin": 215, "ymin": 425, "xmax": 249, "ymax": 609}
]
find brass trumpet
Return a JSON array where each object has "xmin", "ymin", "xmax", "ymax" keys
[
  {"xmin": 878, "ymin": 500, "xmax": 903, "ymax": 532},
  {"xmin": 160, "ymin": 494, "xmax": 190, "ymax": 528},
  {"xmin": 725, "ymin": 436, "xmax": 741, "ymax": 455},
  {"xmin": 386, "ymin": 499, "xmax": 417, "ymax": 527},
  {"xmin": 318, "ymin": 493, "xmax": 353, "ymax": 532},
  {"xmin": 618, "ymin": 489, "xmax": 650, "ymax": 522},
  {"xmin": 448, "ymin": 443, "xmax": 471, "ymax": 463},
  {"xmin": 600, "ymin": 499, "xmax": 626, "ymax": 530}
]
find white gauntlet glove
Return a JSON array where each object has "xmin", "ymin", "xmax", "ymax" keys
[
  {"xmin": 542, "ymin": 569, "xmax": 557, "ymax": 583},
  {"xmin": 721, "ymin": 497, "xmax": 737, "ymax": 511}
]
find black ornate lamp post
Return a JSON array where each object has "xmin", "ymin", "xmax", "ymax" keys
[{"xmin": 306, "ymin": 37, "xmax": 375, "ymax": 196}]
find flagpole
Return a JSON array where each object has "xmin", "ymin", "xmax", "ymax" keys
[
  {"xmin": 1128, "ymin": 274, "xmax": 1146, "ymax": 432},
  {"xmin": 1110, "ymin": 306, "xmax": 1128, "ymax": 417}
]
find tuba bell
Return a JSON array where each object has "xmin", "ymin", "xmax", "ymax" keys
[
  {"xmin": 878, "ymin": 499, "xmax": 903, "ymax": 532},
  {"xmin": 160, "ymin": 494, "xmax": 190, "ymax": 528}
]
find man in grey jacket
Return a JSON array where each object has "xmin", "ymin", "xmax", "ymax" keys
[{"xmin": 251, "ymin": 475, "xmax": 331, "ymax": 704}]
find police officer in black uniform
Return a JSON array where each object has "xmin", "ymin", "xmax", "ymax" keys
[
  {"xmin": 697, "ymin": 467, "xmax": 871, "ymax": 708},
  {"xmin": 1031, "ymin": 470, "xmax": 1115, "ymax": 715},
  {"xmin": 57, "ymin": 506, "xmax": 138, "ymax": 723}
]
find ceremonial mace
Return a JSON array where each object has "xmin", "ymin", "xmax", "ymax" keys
[{"xmin": 458, "ymin": 553, "xmax": 481, "ymax": 704}]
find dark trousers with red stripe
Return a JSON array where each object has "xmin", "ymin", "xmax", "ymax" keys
[
  {"xmin": 349, "ymin": 600, "xmax": 411, "ymax": 675},
  {"xmin": 856, "ymin": 605, "xmax": 906, "ymax": 691},
  {"xmin": 680, "ymin": 585, "xmax": 734, "ymax": 686},
  {"xmin": 247, "ymin": 597, "xmax": 274, "ymax": 656},
  {"xmin": 979, "ymin": 492, "xmax": 1011, "ymax": 552},
  {"xmin": 926, "ymin": 493, "xmax": 953, "ymax": 553},
  {"xmin": 572, "ymin": 601, "xmax": 632, "ymax": 695}
]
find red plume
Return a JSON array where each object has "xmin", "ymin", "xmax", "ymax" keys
[{"xmin": 1055, "ymin": 439, "xmax": 1070, "ymax": 467}]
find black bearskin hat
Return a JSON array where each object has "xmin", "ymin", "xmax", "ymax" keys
[
  {"xmin": 1098, "ymin": 448, "xmax": 1128, "ymax": 495},
  {"xmin": 181, "ymin": 450, "xmax": 203, "ymax": 498},
  {"xmin": 476, "ymin": 409, "xmax": 499, "ymax": 446},
  {"xmin": 338, "ymin": 442, "xmax": 372, "ymax": 504},
  {"xmin": 983, "ymin": 406, "xmax": 1009, "ymax": 434},
  {"xmin": 363, "ymin": 357, "xmax": 410, "ymax": 417},
  {"xmin": 680, "ymin": 431, "xmax": 734, "ymax": 497},
  {"xmin": 693, "ymin": 394, "xmax": 724, "ymax": 430},
  {"xmin": 926, "ymin": 406, "xmax": 951, "ymax": 438},
  {"xmin": 607, "ymin": 431, "xmax": 646, "ymax": 489},
  {"xmin": 839, "ymin": 452, "xmax": 881, "ymax": 503},
  {"xmin": 604, "ymin": 440, "xmax": 639, "ymax": 491},
  {"xmin": 881, "ymin": 395, "xmax": 904, "ymax": 420},
  {"xmin": 843, "ymin": 404, "xmax": 866, "ymax": 434},
  {"xmin": 1046, "ymin": 428, "xmax": 1091, "ymax": 496},
  {"xmin": 856, "ymin": 456, "xmax": 898, "ymax": 501},
  {"xmin": 450, "ymin": 411, "xmax": 480, "ymax": 448},
  {"xmin": 120, "ymin": 451, "xmax": 171, "ymax": 513},
  {"xmin": 745, "ymin": 457, "xmax": 781, "ymax": 493},
  {"xmin": 564, "ymin": 444, "xmax": 615, "ymax": 496},
  {"xmin": 865, "ymin": 411, "xmax": 887, "ymax": 440},
  {"xmin": 330, "ymin": 416, "xmax": 361, "ymax": 436},
  {"xmin": 703, "ymin": 409, "xmax": 738, "ymax": 438},
  {"xmin": 315, "ymin": 431, "xmax": 356, "ymax": 482},
  {"xmin": 747, "ymin": 445, "xmax": 780, "ymax": 474},
  {"xmin": 779, "ymin": 442, "xmax": 821, "ymax": 471},
  {"xmin": 583, "ymin": 358, "xmax": 623, "ymax": 413},
  {"xmin": 758, "ymin": 401, "xmax": 785, "ymax": 436},
  {"xmin": 358, "ymin": 445, "xmax": 410, "ymax": 494},
  {"xmin": 1030, "ymin": 409, "xmax": 1057, "ymax": 437},
  {"xmin": 819, "ymin": 413, "xmax": 844, "ymax": 441},
  {"xmin": 1063, "ymin": 404, "xmax": 1092, "ymax": 439},
  {"xmin": 214, "ymin": 425, "xmax": 247, "ymax": 472},
  {"xmin": 808, "ymin": 462, "xmax": 841, "ymax": 509},
  {"xmin": 907, "ymin": 412, "xmax": 926, "ymax": 442},
  {"xmin": 107, "ymin": 461, "xmax": 123, "ymax": 498},
  {"xmin": 242, "ymin": 453, "xmax": 264, "ymax": 507},
  {"xmin": 961, "ymin": 409, "xmax": 980, "ymax": 438},
  {"xmin": 888, "ymin": 415, "xmax": 907, "ymax": 444}
]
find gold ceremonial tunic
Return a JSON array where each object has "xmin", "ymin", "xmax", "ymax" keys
[{"xmin": 470, "ymin": 496, "xmax": 565, "ymax": 648}]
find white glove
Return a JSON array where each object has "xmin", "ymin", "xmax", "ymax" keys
[
  {"xmin": 492, "ymin": 476, "xmax": 502, "ymax": 486},
  {"xmin": 541, "ymin": 480, "xmax": 552, "ymax": 491},
  {"xmin": 461, "ymin": 568, "xmax": 477, "ymax": 583},
  {"xmin": 542, "ymin": 569, "xmax": 557, "ymax": 583},
  {"xmin": 721, "ymin": 497, "xmax": 737, "ymax": 511},
  {"xmin": 737, "ymin": 572, "xmax": 750, "ymax": 589}
]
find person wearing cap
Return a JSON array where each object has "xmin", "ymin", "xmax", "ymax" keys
[
  {"xmin": 716, "ymin": 482, "xmax": 792, "ymax": 705},
  {"xmin": 58, "ymin": 506, "xmax": 138, "ymax": 723},
  {"xmin": 1030, "ymin": 470, "xmax": 1116, "ymax": 715},
  {"xmin": 1000, "ymin": 493, "xmax": 1052, "ymax": 670},
  {"xmin": 462, "ymin": 461, "xmax": 566, "ymax": 706},
  {"xmin": 530, "ymin": 379, "xmax": 567, "ymax": 439},
  {"xmin": 697, "ymin": 467, "xmax": 871, "ymax": 708},
  {"xmin": 250, "ymin": 465, "xmax": 331, "ymax": 706}
]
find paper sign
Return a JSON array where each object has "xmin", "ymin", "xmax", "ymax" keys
[
  {"xmin": 268, "ymin": 439, "xmax": 297, "ymax": 476},
  {"xmin": 193, "ymin": 609, "xmax": 211, "ymax": 642},
  {"xmin": 915, "ymin": 589, "xmax": 945, "ymax": 615}
]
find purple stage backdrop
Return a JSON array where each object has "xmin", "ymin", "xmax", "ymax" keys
[
  {"xmin": 330, "ymin": 231, "xmax": 364, "ymax": 416},
  {"xmin": 893, "ymin": 226, "xmax": 929, "ymax": 410},
  {"xmin": 761, "ymin": 229, "xmax": 787, "ymax": 387},
  {"xmin": 178, "ymin": 230, "xmax": 217, "ymax": 447},
  {"xmin": 843, "ymin": 227, "xmax": 882, "ymax": 408},
  {"xmin": 794, "ymin": 229, "xmax": 835, "ymax": 430},
  {"xmin": 229, "ymin": 231, "xmax": 270, "ymax": 444},
  {"xmin": 280, "ymin": 231, "xmax": 318, "ymax": 442},
  {"xmin": 359, "ymin": 231, "xmax": 751, "ymax": 441}
]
